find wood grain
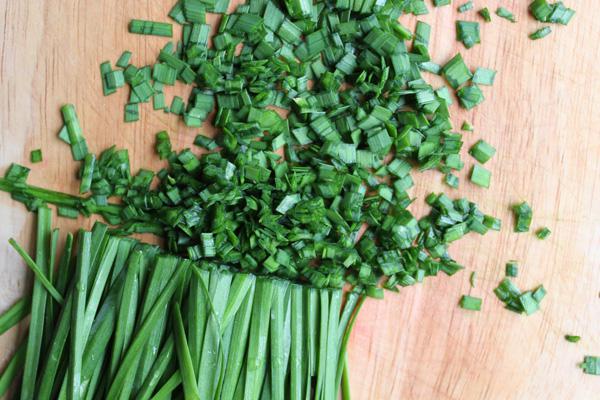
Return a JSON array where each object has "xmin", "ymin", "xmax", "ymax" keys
[{"xmin": 1, "ymin": 1, "xmax": 599, "ymax": 399}]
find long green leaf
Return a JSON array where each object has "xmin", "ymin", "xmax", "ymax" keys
[
  {"xmin": 0, "ymin": 339, "xmax": 27, "ymax": 397},
  {"xmin": 188, "ymin": 269, "xmax": 209, "ymax": 375},
  {"xmin": 135, "ymin": 335, "xmax": 175, "ymax": 400},
  {"xmin": 269, "ymin": 279, "xmax": 290, "ymax": 399},
  {"xmin": 148, "ymin": 372, "xmax": 181, "ymax": 400},
  {"xmin": 314, "ymin": 288, "xmax": 330, "ymax": 400},
  {"xmin": 289, "ymin": 284, "xmax": 303, "ymax": 400},
  {"xmin": 172, "ymin": 302, "xmax": 201, "ymax": 400},
  {"xmin": 0, "ymin": 297, "xmax": 30, "ymax": 336}
]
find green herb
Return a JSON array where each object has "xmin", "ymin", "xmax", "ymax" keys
[
  {"xmin": 496, "ymin": 7, "xmax": 516, "ymax": 22},
  {"xmin": 124, "ymin": 103, "xmax": 140, "ymax": 122},
  {"xmin": 469, "ymin": 140, "xmax": 496, "ymax": 164},
  {"xmin": 472, "ymin": 67, "xmax": 496, "ymax": 86},
  {"xmin": 61, "ymin": 104, "xmax": 88, "ymax": 161},
  {"xmin": 445, "ymin": 173, "xmax": 459, "ymax": 188},
  {"xmin": 470, "ymin": 164, "xmax": 491, "ymax": 188},
  {"xmin": 513, "ymin": 202, "xmax": 533, "ymax": 232},
  {"xmin": 116, "ymin": 50, "xmax": 132, "ymax": 68},
  {"xmin": 494, "ymin": 278, "xmax": 546, "ymax": 315},
  {"xmin": 529, "ymin": 0, "xmax": 575, "ymax": 25},
  {"xmin": 530, "ymin": 27, "xmax": 552, "ymax": 40},
  {"xmin": 129, "ymin": 19, "xmax": 173, "ymax": 37},
  {"xmin": 442, "ymin": 53, "xmax": 473, "ymax": 89},
  {"xmin": 478, "ymin": 7, "xmax": 492, "ymax": 22},
  {"xmin": 469, "ymin": 271, "xmax": 476, "ymax": 288},
  {"xmin": 456, "ymin": 21, "xmax": 480, "ymax": 49},
  {"xmin": 457, "ymin": 1, "xmax": 473, "ymax": 13},
  {"xmin": 461, "ymin": 121, "xmax": 474, "ymax": 131},
  {"xmin": 434, "ymin": 0, "xmax": 451, "ymax": 6},
  {"xmin": 505, "ymin": 261, "xmax": 518, "ymax": 277},
  {"xmin": 457, "ymin": 84, "xmax": 485, "ymax": 109},
  {"xmin": 581, "ymin": 356, "xmax": 600, "ymax": 375},
  {"xmin": 459, "ymin": 295, "xmax": 482, "ymax": 311},
  {"xmin": 536, "ymin": 227, "xmax": 551, "ymax": 239},
  {"xmin": 565, "ymin": 335, "xmax": 580, "ymax": 343},
  {"xmin": 30, "ymin": 149, "xmax": 43, "ymax": 163}
]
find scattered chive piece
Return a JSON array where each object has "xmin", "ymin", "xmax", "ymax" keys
[
  {"xmin": 79, "ymin": 153, "xmax": 95, "ymax": 194},
  {"xmin": 472, "ymin": 67, "xmax": 497, "ymax": 86},
  {"xmin": 505, "ymin": 261, "xmax": 518, "ymax": 277},
  {"xmin": 470, "ymin": 164, "xmax": 491, "ymax": 188},
  {"xmin": 469, "ymin": 140, "xmax": 496, "ymax": 164},
  {"xmin": 124, "ymin": 103, "xmax": 139, "ymax": 122},
  {"xmin": 478, "ymin": 7, "xmax": 492, "ymax": 22},
  {"xmin": 456, "ymin": 21, "xmax": 480, "ymax": 49},
  {"xmin": 529, "ymin": 26, "xmax": 552, "ymax": 40},
  {"xmin": 457, "ymin": 1, "xmax": 473, "ymax": 13},
  {"xmin": 519, "ymin": 292, "xmax": 539, "ymax": 315},
  {"xmin": 581, "ymin": 356, "xmax": 600, "ymax": 375},
  {"xmin": 129, "ymin": 19, "xmax": 173, "ymax": 37},
  {"xmin": 457, "ymin": 84, "xmax": 485, "ymax": 110},
  {"xmin": 565, "ymin": 335, "xmax": 581, "ymax": 343},
  {"xmin": 30, "ymin": 149, "xmax": 43, "ymax": 163},
  {"xmin": 536, "ymin": 227, "xmax": 551, "ymax": 239},
  {"xmin": 459, "ymin": 295, "xmax": 482, "ymax": 311},
  {"xmin": 442, "ymin": 53, "xmax": 472, "ymax": 89},
  {"xmin": 434, "ymin": 0, "xmax": 451, "ymax": 6},
  {"xmin": 58, "ymin": 125, "xmax": 70, "ymax": 144},
  {"xmin": 483, "ymin": 215, "xmax": 502, "ymax": 231},
  {"xmin": 100, "ymin": 61, "xmax": 116, "ymax": 96},
  {"xmin": 61, "ymin": 104, "xmax": 88, "ymax": 161},
  {"xmin": 445, "ymin": 173, "xmax": 459, "ymax": 188},
  {"xmin": 513, "ymin": 202, "xmax": 533, "ymax": 232},
  {"xmin": 547, "ymin": 2, "xmax": 575, "ymax": 25},
  {"xmin": 496, "ymin": 7, "xmax": 516, "ymax": 22},
  {"xmin": 116, "ymin": 51, "xmax": 132, "ymax": 68},
  {"xmin": 461, "ymin": 121, "xmax": 474, "ymax": 131},
  {"xmin": 529, "ymin": 0, "xmax": 575, "ymax": 25},
  {"xmin": 469, "ymin": 271, "xmax": 476, "ymax": 288},
  {"xmin": 57, "ymin": 206, "xmax": 79, "ymax": 219}
]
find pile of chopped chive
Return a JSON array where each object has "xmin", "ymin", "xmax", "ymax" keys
[{"xmin": 0, "ymin": 210, "xmax": 364, "ymax": 399}]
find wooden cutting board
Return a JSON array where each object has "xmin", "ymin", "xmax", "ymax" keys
[{"xmin": 1, "ymin": 1, "xmax": 599, "ymax": 398}]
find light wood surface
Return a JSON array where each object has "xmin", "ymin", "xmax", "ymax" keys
[{"xmin": 1, "ymin": 1, "xmax": 599, "ymax": 399}]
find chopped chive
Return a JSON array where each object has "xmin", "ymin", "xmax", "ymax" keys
[
  {"xmin": 581, "ymin": 356, "xmax": 600, "ymax": 375},
  {"xmin": 457, "ymin": 84, "xmax": 485, "ymax": 109},
  {"xmin": 505, "ymin": 261, "xmax": 518, "ymax": 277},
  {"xmin": 496, "ymin": 7, "xmax": 516, "ymax": 22},
  {"xmin": 442, "ymin": 53, "xmax": 472, "ymax": 89},
  {"xmin": 513, "ymin": 202, "xmax": 533, "ymax": 232},
  {"xmin": 434, "ymin": 0, "xmax": 451, "ymax": 6},
  {"xmin": 456, "ymin": 21, "xmax": 480, "ymax": 49},
  {"xmin": 445, "ymin": 173, "xmax": 459, "ymax": 188},
  {"xmin": 129, "ymin": 19, "xmax": 173, "ymax": 37},
  {"xmin": 478, "ymin": 7, "xmax": 492, "ymax": 22},
  {"xmin": 116, "ymin": 50, "xmax": 132, "ymax": 68},
  {"xmin": 565, "ymin": 335, "xmax": 581, "ymax": 343},
  {"xmin": 457, "ymin": 1, "xmax": 473, "ymax": 13},
  {"xmin": 30, "ymin": 149, "xmax": 43, "ymax": 163},
  {"xmin": 470, "ymin": 164, "xmax": 491, "ymax": 188},
  {"xmin": 461, "ymin": 121, "xmax": 474, "ymax": 131},
  {"xmin": 536, "ymin": 227, "xmax": 551, "ymax": 239},
  {"xmin": 472, "ymin": 67, "xmax": 496, "ymax": 86},
  {"xmin": 459, "ymin": 295, "xmax": 482, "ymax": 311},
  {"xmin": 124, "ymin": 103, "xmax": 139, "ymax": 122},
  {"xmin": 469, "ymin": 271, "xmax": 476, "ymax": 288},
  {"xmin": 61, "ymin": 104, "xmax": 88, "ymax": 161},
  {"xmin": 469, "ymin": 140, "xmax": 496, "ymax": 164},
  {"xmin": 529, "ymin": 26, "xmax": 552, "ymax": 40},
  {"xmin": 100, "ymin": 61, "xmax": 116, "ymax": 96}
]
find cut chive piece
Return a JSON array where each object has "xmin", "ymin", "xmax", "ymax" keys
[
  {"xmin": 116, "ymin": 50, "xmax": 132, "ymax": 68},
  {"xmin": 536, "ymin": 227, "xmax": 551, "ymax": 239},
  {"xmin": 565, "ymin": 335, "xmax": 581, "ymax": 343},
  {"xmin": 456, "ymin": 21, "xmax": 480, "ymax": 49},
  {"xmin": 469, "ymin": 271, "xmax": 476, "ymax": 288},
  {"xmin": 505, "ymin": 261, "xmax": 518, "ymax": 277},
  {"xmin": 581, "ymin": 356, "xmax": 600, "ymax": 375},
  {"xmin": 496, "ymin": 7, "xmax": 516, "ymax": 22},
  {"xmin": 483, "ymin": 215, "xmax": 502, "ymax": 231},
  {"xmin": 459, "ymin": 295, "xmax": 482, "ymax": 311},
  {"xmin": 529, "ymin": 0, "xmax": 554, "ymax": 21},
  {"xmin": 445, "ymin": 173, "xmax": 459, "ymax": 188},
  {"xmin": 124, "ymin": 103, "xmax": 139, "ymax": 122},
  {"xmin": 469, "ymin": 140, "xmax": 496, "ymax": 164},
  {"xmin": 442, "ymin": 53, "xmax": 472, "ymax": 89},
  {"xmin": 479, "ymin": 7, "xmax": 492, "ymax": 22},
  {"xmin": 470, "ymin": 164, "xmax": 491, "ymax": 188},
  {"xmin": 461, "ymin": 121, "xmax": 474, "ymax": 131},
  {"xmin": 457, "ymin": 84, "xmax": 485, "ymax": 110},
  {"xmin": 548, "ymin": 3, "xmax": 575, "ymax": 25},
  {"xmin": 518, "ymin": 292, "xmax": 539, "ymax": 315},
  {"xmin": 457, "ymin": 1, "xmax": 473, "ymax": 13},
  {"xmin": 513, "ymin": 202, "xmax": 533, "ymax": 232},
  {"xmin": 529, "ymin": 26, "xmax": 552, "ymax": 40},
  {"xmin": 30, "ymin": 149, "xmax": 42, "ymax": 163},
  {"xmin": 57, "ymin": 206, "xmax": 79, "ymax": 219},
  {"xmin": 100, "ymin": 61, "xmax": 116, "ymax": 96},
  {"xmin": 0, "ymin": 341, "xmax": 26, "ymax": 397},
  {"xmin": 129, "ymin": 19, "xmax": 173, "ymax": 37},
  {"xmin": 434, "ymin": 0, "xmax": 451, "ymax": 6},
  {"xmin": 472, "ymin": 67, "xmax": 496, "ymax": 86},
  {"xmin": 61, "ymin": 104, "xmax": 88, "ymax": 161}
]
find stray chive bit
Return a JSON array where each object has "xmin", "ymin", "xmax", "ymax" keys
[
  {"xmin": 472, "ymin": 67, "xmax": 496, "ymax": 86},
  {"xmin": 529, "ymin": 0, "xmax": 575, "ymax": 25},
  {"xmin": 459, "ymin": 295, "xmax": 482, "ymax": 311},
  {"xmin": 530, "ymin": 27, "xmax": 552, "ymax": 40},
  {"xmin": 456, "ymin": 21, "xmax": 480, "ymax": 49},
  {"xmin": 469, "ymin": 271, "xmax": 477, "ymax": 288},
  {"xmin": 470, "ymin": 164, "xmax": 491, "ymax": 188},
  {"xmin": 469, "ymin": 140, "xmax": 496, "ymax": 164},
  {"xmin": 494, "ymin": 279, "xmax": 546, "ymax": 315},
  {"xmin": 445, "ymin": 173, "xmax": 459, "ymax": 188},
  {"xmin": 30, "ymin": 149, "xmax": 43, "ymax": 163},
  {"xmin": 457, "ymin": 84, "xmax": 485, "ymax": 110},
  {"xmin": 496, "ymin": 7, "xmax": 516, "ymax": 22},
  {"xmin": 565, "ymin": 335, "xmax": 581, "ymax": 343},
  {"xmin": 461, "ymin": 121, "xmax": 474, "ymax": 131},
  {"xmin": 129, "ymin": 19, "xmax": 173, "ymax": 37},
  {"xmin": 581, "ymin": 356, "xmax": 600, "ymax": 375},
  {"xmin": 536, "ymin": 227, "xmax": 551, "ymax": 239},
  {"xmin": 479, "ymin": 7, "xmax": 492, "ymax": 22},
  {"xmin": 505, "ymin": 261, "xmax": 518, "ymax": 277},
  {"xmin": 434, "ymin": 0, "xmax": 451, "ymax": 6},
  {"xmin": 61, "ymin": 104, "xmax": 88, "ymax": 161},
  {"xmin": 457, "ymin": 1, "xmax": 473, "ymax": 13},
  {"xmin": 513, "ymin": 202, "xmax": 533, "ymax": 232}
]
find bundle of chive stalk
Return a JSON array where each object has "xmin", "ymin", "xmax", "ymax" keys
[{"xmin": 0, "ymin": 0, "xmax": 594, "ymax": 397}]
